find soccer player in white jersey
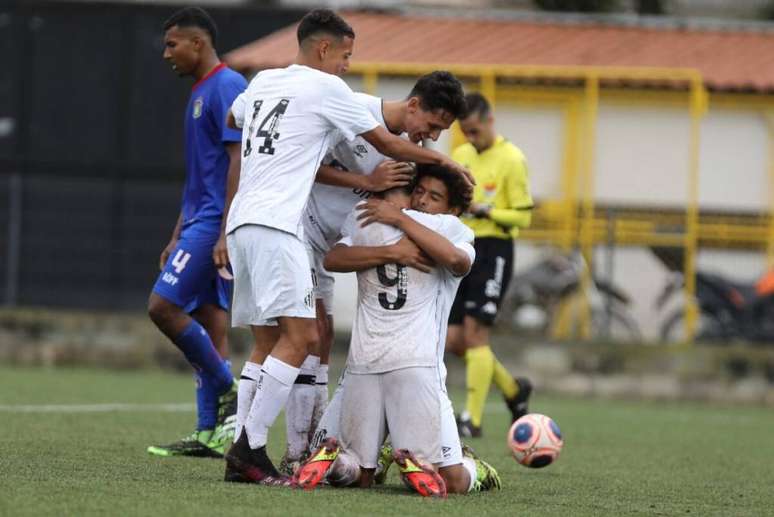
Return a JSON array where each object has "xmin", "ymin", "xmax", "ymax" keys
[
  {"xmin": 280, "ymin": 71, "xmax": 467, "ymax": 472},
  {"xmin": 296, "ymin": 165, "xmax": 501, "ymax": 497},
  {"xmin": 221, "ymin": 9, "xmax": 472, "ymax": 484}
]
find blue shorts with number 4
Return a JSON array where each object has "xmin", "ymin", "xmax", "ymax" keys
[{"xmin": 152, "ymin": 226, "xmax": 232, "ymax": 313}]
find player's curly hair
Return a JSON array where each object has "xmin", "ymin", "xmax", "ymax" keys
[
  {"xmin": 163, "ymin": 7, "xmax": 218, "ymax": 47},
  {"xmin": 415, "ymin": 163, "xmax": 472, "ymax": 213},
  {"xmin": 460, "ymin": 92, "xmax": 491, "ymax": 120},
  {"xmin": 297, "ymin": 9, "xmax": 355, "ymax": 45},
  {"xmin": 408, "ymin": 71, "xmax": 467, "ymax": 120}
]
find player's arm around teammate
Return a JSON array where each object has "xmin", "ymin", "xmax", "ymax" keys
[
  {"xmin": 324, "ymin": 236, "xmax": 432, "ymax": 273},
  {"xmin": 316, "ymin": 160, "xmax": 415, "ymax": 192},
  {"xmin": 447, "ymin": 93, "xmax": 534, "ymax": 438},
  {"xmin": 356, "ymin": 198, "xmax": 470, "ymax": 275}
]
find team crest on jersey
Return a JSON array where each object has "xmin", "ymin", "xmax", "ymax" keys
[
  {"xmin": 352, "ymin": 144, "xmax": 368, "ymax": 158},
  {"xmin": 192, "ymin": 96, "xmax": 204, "ymax": 119}
]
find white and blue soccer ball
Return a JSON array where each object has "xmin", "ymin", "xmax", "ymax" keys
[{"xmin": 508, "ymin": 413, "xmax": 563, "ymax": 468}]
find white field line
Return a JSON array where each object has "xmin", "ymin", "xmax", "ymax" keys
[
  {"xmin": 0, "ymin": 401, "xmax": 507, "ymax": 414},
  {"xmin": 0, "ymin": 402, "xmax": 195, "ymax": 413}
]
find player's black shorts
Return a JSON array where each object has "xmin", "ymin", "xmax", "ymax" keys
[{"xmin": 449, "ymin": 237, "xmax": 514, "ymax": 326}]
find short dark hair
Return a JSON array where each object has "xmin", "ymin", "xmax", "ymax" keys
[
  {"xmin": 382, "ymin": 182, "xmax": 415, "ymax": 199},
  {"xmin": 408, "ymin": 71, "xmax": 467, "ymax": 120},
  {"xmin": 461, "ymin": 92, "xmax": 491, "ymax": 120},
  {"xmin": 415, "ymin": 164, "xmax": 472, "ymax": 213},
  {"xmin": 163, "ymin": 7, "xmax": 218, "ymax": 47},
  {"xmin": 297, "ymin": 9, "xmax": 355, "ymax": 45}
]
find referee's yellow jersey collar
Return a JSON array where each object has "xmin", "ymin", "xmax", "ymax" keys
[{"xmin": 477, "ymin": 135, "xmax": 505, "ymax": 155}]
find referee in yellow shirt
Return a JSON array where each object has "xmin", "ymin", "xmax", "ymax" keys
[{"xmin": 448, "ymin": 93, "xmax": 534, "ymax": 438}]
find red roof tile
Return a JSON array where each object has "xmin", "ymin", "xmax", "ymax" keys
[{"xmin": 225, "ymin": 12, "xmax": 774, "ymax": 93}]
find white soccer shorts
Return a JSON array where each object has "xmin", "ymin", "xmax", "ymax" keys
[
  {"xmin": 306, "ymin": 242, "xmax": 335, "ymax": 316},
  {"xmin": 437, "ymin": 390, "xmax": 463, "ymax": 468},
  {"xmin": 340, "ymin": 367, "xmax": 442, "ymax": 469},
  {"xmin": 227, "ymin": 224, "xmax": 315, "ymax": 327}
]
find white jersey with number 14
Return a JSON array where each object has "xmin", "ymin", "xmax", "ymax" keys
[{"xmin": 226, "ymin": 64, "xmax": 379, "ymax": 238}]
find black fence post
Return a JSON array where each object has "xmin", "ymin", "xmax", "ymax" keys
[{"xmin": 5, "ymin": 173, "xmax": 21, "ymax": 306}]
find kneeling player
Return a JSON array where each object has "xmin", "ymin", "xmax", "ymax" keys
[{"xmin": 296, "ymin": 165, "xmax": 500, "ymax": 496}]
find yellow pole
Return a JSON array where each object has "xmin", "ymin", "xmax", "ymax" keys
[
  {"xmin": 562, "ymin": 98, "xmax": 581, "ymax": 252},
  {"xmin": 480, "ymin": 70, "xmax": 496, "ymax": 107},
  {"xmin": 683, "ymin": 77, "xmax": 707, "ymax": 342},
  {"xmin": 549, "ymin": 98, "xmax": 580, "ymax": 340},
  {"xmin": 362, "ymin": 68, "xmax": 379, "ymax": 96},
  {"xmin": 579, "ymin": 76, "xmax": 599, "ymax": 340},
  {"xmin": 764, "ymin": 112, "xmax": 774, "ymax": 266}
]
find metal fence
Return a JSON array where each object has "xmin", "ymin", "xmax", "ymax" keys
[{"xmin": 1, "ymin": 1, "xmax": 304, "ymax": 310}]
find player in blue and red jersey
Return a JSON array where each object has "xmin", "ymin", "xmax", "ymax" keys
[{"xmin": 146, "ymin": 7, "xmax": 246, "ymax": 458}]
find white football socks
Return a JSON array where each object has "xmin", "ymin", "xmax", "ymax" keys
[
  {"xmin": 245, "ymin": 355, "xmax": 299, "ymax": 449},
  {"xmin": 461, "ymin": 456, "xmax": 478, "ymax": 492},
  {"xmin": 316, "ymin": 363, "xmax": 328, "ymax": 385},
  {"xmin": 310, "ymin": 363, "xmax": 329, "ymax": 445},
  {"xmin": 235, "ymin": 361, "xmax": 261, "ymax": 440},
  {"xmin": 284, "ymin": 355, "xmax": 319, "ymax": 459},
  {"xmin": 309, "ymin": 372, "xmax": 344, "ymax": 453}
]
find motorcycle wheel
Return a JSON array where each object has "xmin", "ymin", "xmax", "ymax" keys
[
  {"xmin": 659, "ymin": 307, "xmax": 727, "ymax": 344},
  {"xmin": 591, "ymin": 304, "xmax": 643, "ymax": 343}
]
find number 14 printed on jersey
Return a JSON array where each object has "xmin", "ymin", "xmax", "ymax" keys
[{"xmin": 244, "ymin": 99, "xmax": 291, "ymax": 157}]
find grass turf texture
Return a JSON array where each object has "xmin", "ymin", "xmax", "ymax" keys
[{"xmin": 1, "ymin": 366, "xmax": 772, "ymax": 516}]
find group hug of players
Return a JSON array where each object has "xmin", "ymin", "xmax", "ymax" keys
[{"xmin": 147, "ymin": 6, "xmax": 534, "ymax": 498}]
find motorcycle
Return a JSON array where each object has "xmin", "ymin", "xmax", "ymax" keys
[
  {"xmin": 500, "ymin": 251, "xmax": 642, "ymax": 342},
  {"xmin": 651, "ymin": 246, "xmax": 774, "ymax": 344}
]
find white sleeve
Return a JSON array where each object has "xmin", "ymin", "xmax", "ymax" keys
[
  {"xmin": 437, "ymin": 216, "xmax": 476, "ymax": 276},
  {"xmin": 230, "ymin": 91, "xmax": 247, "ymax": 129},
  {"xmin": 405, "ymin": 211, "xmax": 475, "ymax": 275},
  {"xmin": 336, "ymin": 209, "xmax": 359, "ymax": 247},
  {"xmin": 320, "ymin": 77, "xmax": 379, "ymax": 141},
  {"xmin": 445, "ymin": 217, "xmax": 475, "ymax": 248},
  {"xmin": 456, "ymin": 242, "xmax": 476, "ymax": 272},
  {"xmin": 448, "ymin": 219, "xmax": 476, "ymax": 275},
  {"xmin": 405, "ymin": 210, "xmax": 443, "ymax": 232},
  {"xmin": 321, "ymin": 150, "xmax": 336, "ymax": 166}
]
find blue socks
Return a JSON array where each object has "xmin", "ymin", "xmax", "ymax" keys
[
  {"xmin": 174, "ymin": 320, "xmax": 233, "ymax": 430},
  {"xmin": 195, "ymin": 371, "xmax": 221, "ymax": 431}
]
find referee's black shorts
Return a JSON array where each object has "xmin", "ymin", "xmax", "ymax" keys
[{"xmin": 449, "ymin": 237, "xmax": 514, "ymax": 326}]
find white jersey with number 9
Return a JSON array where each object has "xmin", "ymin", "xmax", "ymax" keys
[{"xmin": 337, "ymin": 209, "xmax": 475, "ymax": 375}]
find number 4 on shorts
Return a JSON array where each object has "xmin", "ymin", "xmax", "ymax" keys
[{"xmin": 171, "ymin": 249, "xmax": 191, "ymax": 274}]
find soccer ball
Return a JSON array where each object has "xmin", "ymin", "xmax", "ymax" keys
[{"xmin": 508, "ymin": 413, "xmax": 563, "ymax": 468}]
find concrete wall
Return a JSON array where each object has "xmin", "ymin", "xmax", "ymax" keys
[{"xmin": 332, "ymin": 76, "xmax": 772, "ymax": 337}]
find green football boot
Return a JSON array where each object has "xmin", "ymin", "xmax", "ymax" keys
[
  {"xmin": 462, "ymin": 444, "xmax": 502, "ymax": 491},
  {"xmin": 208, "ymin": 380, "xmax": 239, "ymax": 455},
  {"xmin": 208, "ymin": 414, "xmax": 237, "ymax": 456},
  {"xmin": 147, "ymin": 429, "xmax": 222, "ymax": 458},
  {"xmin": 216, "ymin": 380, "xmax": 238, "ymax": 427},
  {"xmin": 373, "ymin": 442, "xmax": 394, "ymax": 485}
]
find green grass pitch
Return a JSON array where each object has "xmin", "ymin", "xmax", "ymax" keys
[{"xmin": 1, "ymin": 365, "xmax": 772, "ymax": 516}]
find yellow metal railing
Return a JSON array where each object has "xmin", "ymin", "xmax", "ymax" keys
[{"xmin": 345, "ymin": 62, "xmax": 713, "ymax": 341}]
